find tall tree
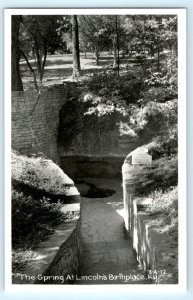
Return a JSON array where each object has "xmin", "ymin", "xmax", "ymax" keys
[
  {"xmin": 11, "ymin": 15, "xmax": 23, "ymax": 91},
  {"xmin": 102, "ymin": 15, "xmax": 124, "ymax": 68},
  {"xmin": 71, "ymin": 15, "xmax": 81, "ymax": 77},
  {"xmin": 20, "ymin": 15, "xmax": 63, "ymax": 91},
  {"xmin": 79, "ymin": 15, "xmax": 109, "ymax": 65},
  {"xmin": 115, "ymin": 15, "xmax": 120, "ymax": 73}
]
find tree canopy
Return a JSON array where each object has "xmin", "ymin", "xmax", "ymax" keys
[{"xmin": 12, "ymin": 14, "xmax": 177, "ymax": 92}]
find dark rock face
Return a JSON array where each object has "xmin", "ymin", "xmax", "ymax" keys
[
  {"xmin": 60, "ymin": 155, "xmax": 125, "ymax": 179},
  {"xmin": 58, "ymin": 98, "xmax": 136, "ymax": 157}
]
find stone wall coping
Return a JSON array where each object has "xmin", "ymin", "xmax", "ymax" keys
[
  {"xmin": 60, "ymin": 203, "xmax": 80, "ymax": 213},
  {"xmin": 61, "ymin": 155, "xmax": 126, "ymax": 160},
  {"xmin": 133, "ymin": 197, "xmax": 153, "ymax": 207}
]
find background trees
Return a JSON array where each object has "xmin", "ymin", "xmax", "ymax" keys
[
  {"xmin": 79, "ymin": 15, "xmax": 109, "ymax": 65},
  {"xmin": 11, "ymin": 14, "xmax": 177, "ymax": 93},
  {"xmin": 19, "ymin": 15, "xmax": 63, "ymax": 91}
]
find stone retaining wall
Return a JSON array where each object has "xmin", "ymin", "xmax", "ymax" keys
[
  {"xmin": 12, "ymin": 204, "xmax": 81, "ymax": 285},
  {"xmin": 38, "ymin": 219, "xmax": 82, "ymax": 284},
  {"xmin": 122, "ymin": 148, "xmax": 178, "ymax": 284},
  {"xmin": 134, "ymin": 201, "xmax": 178, "ymax": 284},
  {"xmin": 11, "ymin": 83, "xmax": 76, "ymax": 162}
]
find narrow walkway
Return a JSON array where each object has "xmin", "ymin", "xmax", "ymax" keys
[{"xmin": 76, "ymin": 178, "xmax": 151, "ymax": 285}]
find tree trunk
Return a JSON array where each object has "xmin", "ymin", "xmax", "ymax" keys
[
  {"xmin": 157, "ymin": 46, "xmax": 160, "ymax": 72},
  {"xmin": 95, "ymin": 47, "xmax": 99, "ymax": 65},
  {"xmin": 115, "ymin": 16, "xmax": 120, "ymax": 76},
  {"xmin": 11, "ymin": 15, "xmax": 23, "ymax": 91},
  {"xmin": 113, "ymin": 36, "xmax": 117, "ymax": 67},
  {"xmin": 71, "ymin": 15, "xmax": 81, "ymax": 77}
]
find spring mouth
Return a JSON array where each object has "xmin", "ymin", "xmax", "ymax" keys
[{"xmin": 75, "ymin": 180, "xmax": 116, "ymax": 198}]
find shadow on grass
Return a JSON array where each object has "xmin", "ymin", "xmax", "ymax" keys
[
  {"xmin": 20, "ymin": 60, "xmax": 73, "ymax": 70},
  {"xmin": 21, "ymin": 66, "xmax": 113, "ymax": 83},
  {"xmin": 12, "ymin": 179, "xmax": 80, "ymax": 204}
]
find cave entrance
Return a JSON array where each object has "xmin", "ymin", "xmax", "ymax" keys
[{"xmin": 75, "ymin": 180, "xmax": 116, "ymax": 198}]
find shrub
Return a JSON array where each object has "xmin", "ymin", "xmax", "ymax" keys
[
  {"xmin": 12, "ymin": 250, "xmax": 36, "ymax": 273},
  {"xmin": 12, "ymin": 151, "xmax": 79, "ymax": 197},
  {"xmin": 12, "ymin": 189, "xmax": 64, "ymax": 249},
  {"xmin": 80, "ymin": 67, "xmax": 142, "ymax": 114},
  {"xmin": 135, "ymin": 155, "xmax": 178, "ymax": 196}
]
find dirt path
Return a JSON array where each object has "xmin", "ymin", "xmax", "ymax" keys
[{"xmin": 76, "ymin": 178, "xmax": 151, "ymax": 285}]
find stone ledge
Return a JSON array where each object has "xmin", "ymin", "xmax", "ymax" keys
[{"xmin": 122, "ymin": 148, "xmax": 178, "ymax": 285}]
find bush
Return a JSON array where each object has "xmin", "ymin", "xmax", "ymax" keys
[
  {"xmin": 12, "ymin": 189, "xmax": 64, "ymax": 249},
  {"xmin": 135, "ymin": 155, "xmax": 178, "ymax": 196},
  {"xmin": 12, "ymin": 250, "xmax": 36, "ymax": 273},
  {"xmin": 148, "ymin": 126, "xmax": 178, "ymax": 159},
  {"xmin": 12, "ymin": 150, "xmax": 79, "ymax": 197},
  {"xmin": 81, "ymin": 68, "xmax": 142, "ymax": 111}
]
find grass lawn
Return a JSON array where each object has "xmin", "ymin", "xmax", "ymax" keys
[{"xmin": 19, "ymin": 52, "xmax": 140, "ymax": 90}]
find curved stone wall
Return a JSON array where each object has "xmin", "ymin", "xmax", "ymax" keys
[
  {"xmin": 12, "ymin": 85, "xmax": 69, "ymax": 163},
  {"xmin": 36, "ymin": 219, "xmax": 81, "ymax": 284},
  {"xmin": 122, "ymin": 148, "xmax": 178, "ymax": 284}
]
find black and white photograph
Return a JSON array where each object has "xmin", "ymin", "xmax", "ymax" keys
[{"xmin": 5, "ymin": 8, "xmax": 186, "ymax": 289}]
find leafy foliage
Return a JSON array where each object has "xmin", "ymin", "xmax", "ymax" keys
[
  {"xmin": 146, "ymin": 187, "xmax": 178, "ymax": 240},
  {"xmin": 20, "ymin": 16, "xmax": 64, "ymax": 57},
  {"xmin": 12, "ymin": 249, "xmax": 36, "ymax": 273},
  {"xmin": 123, "ymin": 15, "xmax": 177, "ymax": 61},
  {"xmin": 11, "ymin": 151, "xmax": 78, "ymax": 196},
  {"xmin": 75, "ymin": 16, "xmax": 178, "ymax": 159},
  {"xmin": 134, "ymin": 155, "xmax": 178, "ymax": 196},
  {"xmin": 80, "ymin": 67, "xmax": 142, "ymax": 117},
  {"xmin": 131, "ymin": 154, "xmax": 178, "ymax": 238},
  {"xmin": 12, "ymin": 189, "xmax": 64, "ymax": 249},
  {"xmin": 79, "ymin": 15, "xmax": 109, "ymax": 62},
  {"xmin": 20, "ymin": 15, "xmax": 64, "ymax": 89},
  {"xmin": 76, "ymin": 14, "xmax": 178, "ymax": 146}
]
